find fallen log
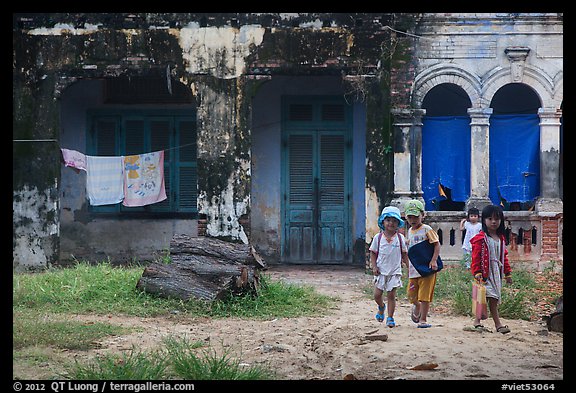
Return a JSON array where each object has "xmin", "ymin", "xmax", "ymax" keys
[{"xmin": 136, "ymin": 235, "xmax": 265, "ymax": 302}]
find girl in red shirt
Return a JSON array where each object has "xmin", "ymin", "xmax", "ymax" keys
[{"xmin": 470, "ymin": 204, "xmax": 513, "ymax": 334}]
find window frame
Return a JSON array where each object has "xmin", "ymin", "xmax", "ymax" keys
[{"xmin": 86, "ymin": 109, "xmax": 198, "ymax": 218}]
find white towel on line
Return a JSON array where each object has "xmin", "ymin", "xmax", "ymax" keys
[{"xmin": 85, "ymin": 155, "xmax": 125, "ymax": 206}]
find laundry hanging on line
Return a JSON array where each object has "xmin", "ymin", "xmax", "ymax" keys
[
  {"xmin": 122, "ymin": 151, "xmax": 167, "ymax": 207},
  {"xmin": 61, "ymin": 148, "xmax": 166, "ymax": 207},
  {"xmin": 61, "ymin": 148, "xmax": 87, "ymax": 172},
  {"xmin": 85, "ymin": 155, "xmax": 125, "ymax": 206}
]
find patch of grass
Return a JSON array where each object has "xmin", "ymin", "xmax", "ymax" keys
[
  {"xmin": 65, "ymin": 336, "xmax": 275, "ymax": 380},
  {"xmin": 209, "ymin": 274, "xmax": 335, "ymax": 319},
  {"xmin": 163, "ymin": 335, "xmax": 275, "ymax": 380},
  {"xmin": 434, "ymin": 264, "xmax": 549, "ymax": 320},
  {"xmin": 13, "ymin": 262, "xmax": 185, "ymax": 317},
  {"xmin": 66, "ymin": 347, "xmax": 169, "ymax": 380},
  {"xmin": 13, "ymin": 262, "xmax": 335, "ymax": 319},
  {"xmin": 13, "ymin": 310, "xmax": 128, "ymax": 351}
]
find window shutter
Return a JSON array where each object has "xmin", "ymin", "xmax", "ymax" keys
[
  {"xmin": 124, "ymin": 119, "xmax": 145, "ymax": 155},
  {"xmin": 95, "ymin": 118, "xmax": 118, "ymax": 156},
  {"xmin": 320, "ymin": 134, "xmax": 344, "ymax": 205},
  {"xmin": 289, "ymin": 104, "xmax": 313, "ymax": 121},
  {"xmin": 177, "ymin": 118, "xmax": 197, "ymax": 212},
  {"xmin": 289, "ymin": 134, "xmax": 314, "ymax": 205}
]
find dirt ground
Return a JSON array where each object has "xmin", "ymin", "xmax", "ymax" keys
[{"xmin": 14, "ymin": 265, "xmax": 563, "ymax": 381}]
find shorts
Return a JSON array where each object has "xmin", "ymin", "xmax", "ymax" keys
[
  {"xmin": 374, "ymin": 274, "xmax": 403, "ymax": 292},
  {"xmin": 407, "ymin": 273, "xmax": 437, "ymax": 303}
]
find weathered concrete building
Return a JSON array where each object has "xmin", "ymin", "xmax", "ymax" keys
[{"xmin": 13, "ymin": 13, "xmax": 563, "ymax": 272}]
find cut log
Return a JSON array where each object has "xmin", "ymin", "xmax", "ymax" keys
[
  {"xmin": 170, "ymin": 235, "xmax": 266, "ymax": 269},
  {"xmin": 136, "ymin": 235, "xmax": 265, "ymax": 302}
]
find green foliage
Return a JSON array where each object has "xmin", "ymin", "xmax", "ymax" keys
[
  {"xmin": 210, "ymin": 274, "xmax": 334, "ymax": 319},
  {"xmin": 14, "ymin": 262, "xmax": 323, "ymax": 380}
]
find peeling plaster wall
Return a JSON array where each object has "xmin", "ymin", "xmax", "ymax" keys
[
  {"xmin": 13, "ymin": 184, "xmax": 59, "ymax": 272},
  {"xmin": 195, "ymin": 80, "xmax": 251, "ymax": 243},
  {"xmin": 179, "ymin": 23, "xmax": 265, "ymax": 79}
]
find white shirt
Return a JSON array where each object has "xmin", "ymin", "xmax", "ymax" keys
[
  {"xmin": 369, "ymin": 232, "xmax": 406, "ymax": 276},
  {"xmin": 462, "ymin": 221, "xmax": 482, "ymax": 253}
]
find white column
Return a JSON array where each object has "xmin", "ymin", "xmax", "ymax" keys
[
  {"xmin": 466, "ymin": 107, "xmax": 493, "ymax": 210},
  {"xmin": 390, "ymin": 108, "xmax": 425, "ymax": 209},
  {"xmin": 535, "ymin": 108, "xmax": 563, "ymax": 212}
]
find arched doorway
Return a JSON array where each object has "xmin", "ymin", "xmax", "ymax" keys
[
  {"xmin": 421, "ymin": 83, "xmax": 472, "ymax": 211},
  {"xmin": 488, "ymin": 83, "xmax": 541, "ymax": 211}
]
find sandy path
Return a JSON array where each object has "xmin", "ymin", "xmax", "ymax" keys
[{"xmin": 74, "ymin": 265, "xmax": 563, "ymax": 381}]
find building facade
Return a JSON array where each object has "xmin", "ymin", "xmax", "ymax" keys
[{"xmin": 13, "ymin": 13, "xmax": 563, "ymax": 272}]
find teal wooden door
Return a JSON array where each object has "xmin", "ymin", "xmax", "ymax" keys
[{"xmin": 282, "ymin": 97, "xmax": 351, "ymax": 264}]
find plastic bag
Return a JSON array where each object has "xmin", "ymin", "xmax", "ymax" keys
[{"xmin": 472, "ymin": 280, "xmax": 488, "ymax": 320}]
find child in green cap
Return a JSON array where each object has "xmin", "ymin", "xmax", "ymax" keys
[{"xmin": 404, "ymin": 199, "xmax": 441, "ymax": 328}]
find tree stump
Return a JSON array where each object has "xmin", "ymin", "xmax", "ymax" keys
[
  {"xmin": 543, "ymin": 295, "xmax": 563, "ymax": 333},
  {"xmin": 136, "ymin": 235, "xmax": 266, "ymax": 302}
]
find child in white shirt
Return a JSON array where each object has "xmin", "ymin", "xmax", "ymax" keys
[{"xmin": 369, "ymin": 206, "xmax": 408, "ymax": 328}]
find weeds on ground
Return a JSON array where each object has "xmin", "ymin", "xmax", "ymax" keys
[
  {"xmin": 64, "ymin": 335, "xmax": 274, "ymax": 380},
  {"xmin": 363, "ymin": 260, "xmax": 561, "ymax": 321}
]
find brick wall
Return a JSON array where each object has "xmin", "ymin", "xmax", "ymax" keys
[{"xmin": 541, "ymin": 215, "xmax": 562, "ymax": 260}]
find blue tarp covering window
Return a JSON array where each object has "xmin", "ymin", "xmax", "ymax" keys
[
  {"xmin": 422, "ymin": 116, "xmax": 471, "ymax": 210},
  {"xmin": 489, "ymin": 114, "xmax": 540, "ymax": 206}
]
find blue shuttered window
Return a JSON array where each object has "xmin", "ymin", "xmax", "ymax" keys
[{"xmin": 88, "ymin": 110, "xmax": 197, "ymax": 216}]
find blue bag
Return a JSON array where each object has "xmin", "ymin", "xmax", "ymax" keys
[{"xmin": 408, "ymin": 240, "xmax": 443, "ymax": 277}]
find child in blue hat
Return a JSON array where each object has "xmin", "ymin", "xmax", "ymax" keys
[{"xmin": 369, "ymin": 206, "xmax": 408, "ymax": 327}]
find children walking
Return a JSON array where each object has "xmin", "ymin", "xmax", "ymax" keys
[
  {"xmin": 369, "ymin": 206, "xmax": 408, "ymax": 327},
  {"xmin": 460, "ymin": 207, "xmax": 481, "ymax": 268},
  {"xmin": 404, "ymin": 200, "xmax": 441, "ymax": 328},
  {"xmin": 470, "ymin": 204, "xmax": 513, "ymax": 334}
]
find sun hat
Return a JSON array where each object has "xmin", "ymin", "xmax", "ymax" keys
[
  {"xmin": 404, "ymin": 199, "xmax": 425, "ymax": 217},
  {"xmin": 378, "ymin": 206, "xmax": 404, "ymax": 229}
]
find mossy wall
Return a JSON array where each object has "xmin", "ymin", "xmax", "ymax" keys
[{"xmin": 13, "ymin": 13, "xmax": 419, "ymax": 267}]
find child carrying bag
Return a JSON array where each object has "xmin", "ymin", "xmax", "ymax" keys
[
  {"xmin": 472, "ymin": 280, "xmax": 488, "ymax": 320},
  {"xmin": 407, "ymin": 240, "xmax": 443, "ymax": 277}
]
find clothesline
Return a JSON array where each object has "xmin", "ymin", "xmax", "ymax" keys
[
  {"xmin": 62, "ymin": 148, "xmax": 168, "ymax": 207},
  {"xmin": 14, "ymin": 139, "xmax": 196, "ymax": 156}
]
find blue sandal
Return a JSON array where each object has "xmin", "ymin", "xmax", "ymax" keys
[
  {"xmin": 386, "ymin": 316, "xmax": 396, "ymax": 328},
  {"xmin": 375, "ymin": 305, "xmax": 385, "ymax": 322}
]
